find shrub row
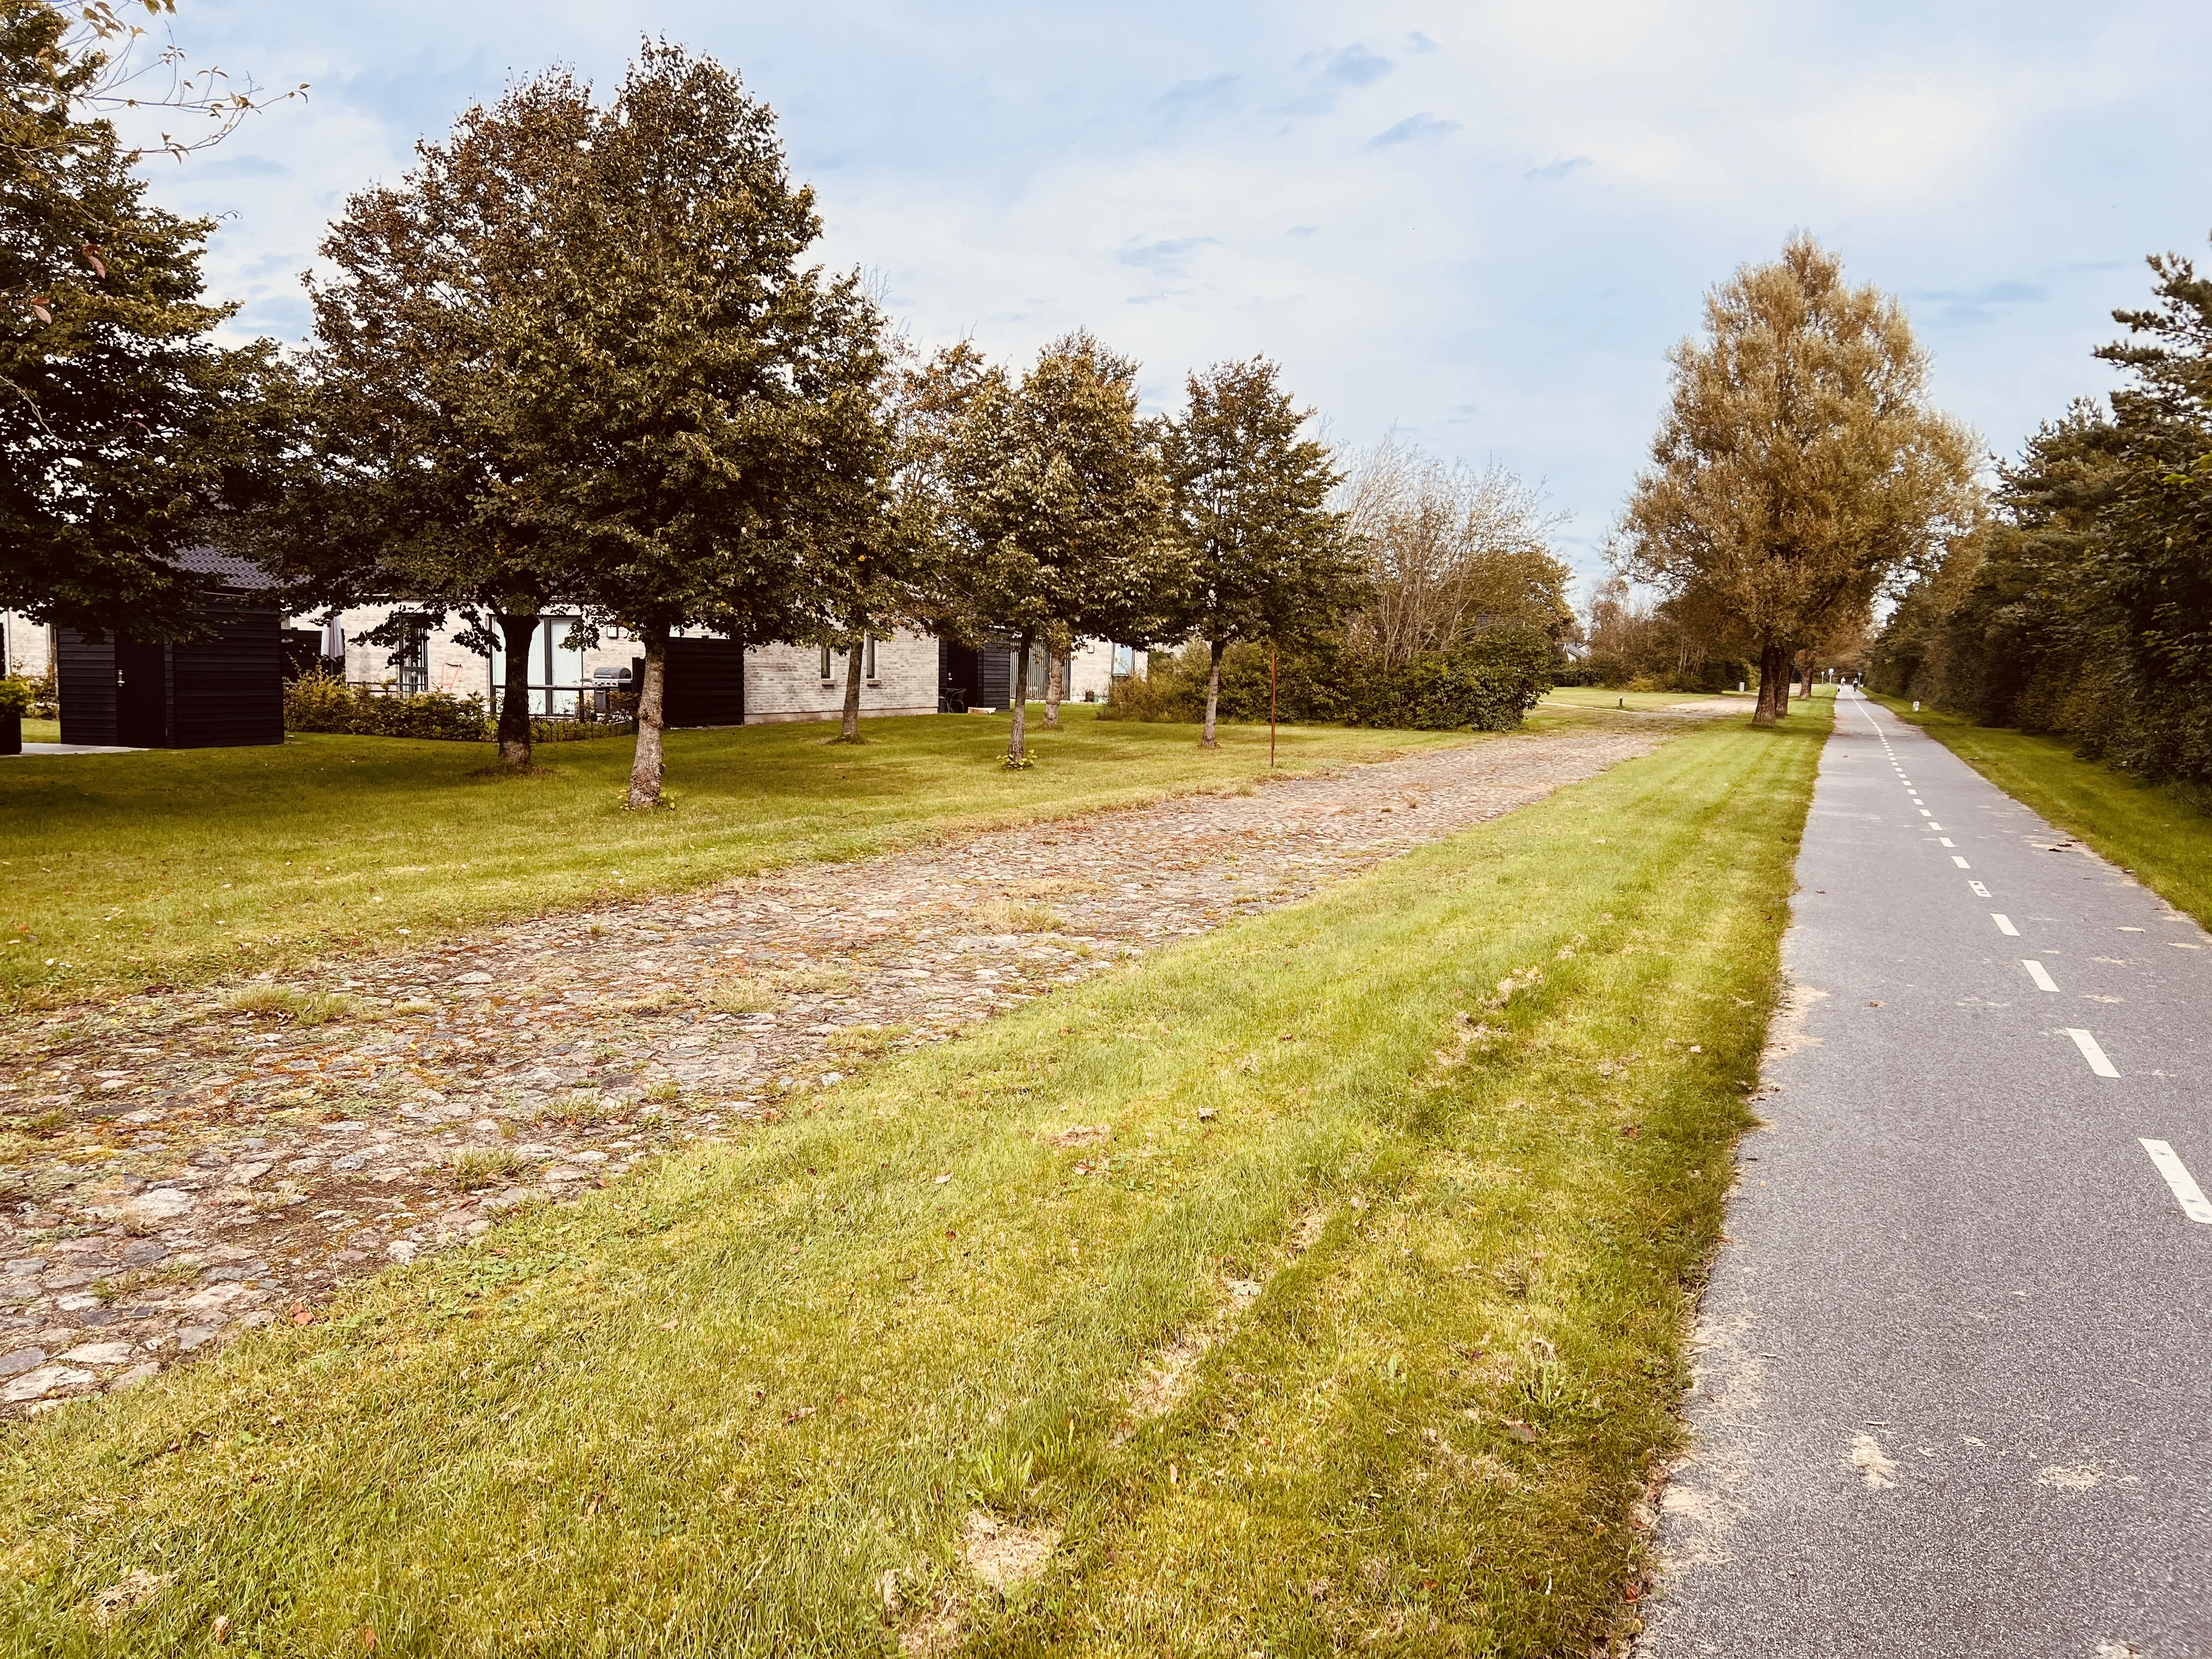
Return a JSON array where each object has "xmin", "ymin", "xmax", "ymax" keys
[
  {"xmin": 1105, "ymin": 630, "xmax": 1555, "ymax": 732},
  {"xmin": 283, "ymin": 674, "xmax": 634, "ymax": 743}
]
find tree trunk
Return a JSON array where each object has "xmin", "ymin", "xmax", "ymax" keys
[
  {"xmin": 494, "ymin": 612, "xmax": 537, "ymax": 769},
  {"xmin": 1268, "ymin": 641, "xmax": 1278, "ymax": 768},
  {"xmin": 1752, "ymin": 641, "xmax": 1789, "ymax": 727},
  {"xmin": 1201, "ymin": 637, "xmax": 1224, "ymax": 748},
  {"xmin": 1008, "ymin": 630, "xmax": 1034, "ymax": 763},
  {"xmin": 1042, "ymin": 637, "xmax": 1063, "ymax": 729},
  {"xmin": 840, "ymin": 638, "xmax": 864, "ymax": 741},
  {"xmin": 1776, "ymin": 652, "xmax": 1792, "ymax": 716},
  {"xmin": 1800, "ymin": 658, "xmax": 1815, "ymax": 702},
  {"xmin": 627, "ymin": 624, "xmax": 669, "ymax": 808}
]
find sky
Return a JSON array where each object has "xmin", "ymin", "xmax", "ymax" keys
[{"xmin": 122, "ymin": 0, "xmax": 2212, "ymax": 594}]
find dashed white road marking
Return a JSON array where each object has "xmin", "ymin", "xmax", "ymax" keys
[
  {"xmin": 1993, "ymin": 913, "xmax": 2018, "ymax": 935},
  {"xmin": 1939, "ymin": 838, "xmax": 1955, "ymax": 848},
  {"xmin": 2138, "ymin": 1141, "xmax": 2212, "ymax": 1224},
  {"xmin": 1970, "ymin": 881, "xmax": 1991, "ymax": 898},
  {"xmin": 2022, "ymin": 960, "xmax": 2059, "ymax": 993},
  {"xmin": 1953, "ymin": 855, "xmax": 1971, "ymax": 868},
  {"xmin": 2062, "ymin": 1029, "xmax": 2120, "ymax": 1079}
]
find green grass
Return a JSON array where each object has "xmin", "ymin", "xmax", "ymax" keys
[
  {"xmin": 1873, "ymin": 696, "xmax": 2212, "ymax": 929},
  {"xmin": 0, "ymin": 706, "xmax": 1472, "ymax": 1009},
  {"xmin": 1540, "ymin": 687, "xmax": 1712, "ymax": 710},
  {"xmin": 0, "ymin": 704, "xmax": 1830, "ymax": 1657}
]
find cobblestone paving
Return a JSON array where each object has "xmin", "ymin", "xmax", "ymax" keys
[{"xmin": 0, "ymin": 713, "xmax": 1716, "ymax": 1413}]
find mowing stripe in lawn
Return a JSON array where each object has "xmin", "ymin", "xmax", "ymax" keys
[{"xmin": 0, "ymin": 706, "xmax": 1830, "ymax": 1658}]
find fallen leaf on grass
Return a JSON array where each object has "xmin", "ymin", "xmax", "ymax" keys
[{"xmin": 1503, "ymin": 1421, "xmax": 1539, "ymax": 1443}]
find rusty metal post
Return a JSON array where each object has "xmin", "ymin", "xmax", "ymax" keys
[{"xmin": 1269, "ymin": 642, "xmax": 1278, "ymax": 769}]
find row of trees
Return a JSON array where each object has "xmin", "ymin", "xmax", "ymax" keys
[
  {"xmin": 1607, "ymin": 235, "xmax": 1979, "ymax": 725},
  {"xmin": 17, "ymin": 25, "xmax": 1570, "ymax": 801},
  {"xmin": 1870, "ymin": 250, "xmax": 2212, "ymax": 786}
]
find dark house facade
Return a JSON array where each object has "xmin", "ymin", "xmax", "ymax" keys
[{"xmin": 58, "ymin": 549, "xmax": 284, "ymax": 749}]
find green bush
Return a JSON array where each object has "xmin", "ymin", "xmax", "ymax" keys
[
  {"xmin": 284, "ymin": 674, "xmax": 636, "ymax": 743},
  {"xmin": 0, "ymin": 677, "xmax": 34, "ymax": 716},
  {"xmin": 284, "ymin": 675, "xmax": 491, "ymax": 741},
  {"xmin": 1105, "ymin": 630, "xmax": 1555, "ymax": 732}
]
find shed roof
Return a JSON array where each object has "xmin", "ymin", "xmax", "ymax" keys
[{"xmin": 164, "ymin": 545, "xmax": 277, "ymax": 594}]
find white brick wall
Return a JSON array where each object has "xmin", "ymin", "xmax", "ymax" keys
[
  {"xmin": 742, "ymin": 631, "xmax": 938, "ymax": 723},
  {"xmin": 1, "ymin": 613, "xmax": 53, "ymax": 680},
  {"xmin": 1063, "ymin": 640, "xmax": 1118, "ymax": 703}
]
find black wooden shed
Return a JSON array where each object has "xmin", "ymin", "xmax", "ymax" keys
[
  {"xmin": 628, "ymin": 636, "xmax": 747, "ymax": 727},
  {"xmin": 57, "ymin": 548, "xmax": 284, "ymax": 749}
]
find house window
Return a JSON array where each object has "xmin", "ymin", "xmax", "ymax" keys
[
  {"xmin": 540, "ymin": 617, "xmax": 585, "ymax": 716},
  {"xmin": 824, "ymin": 637, "xmax": 877, "ymax": 682},
  {"xmin": 1111, "ymin": 644, "xmax": 1136, "ymax": 678},
  {"xmin": 392, "ymin": 614, "xmax": 431, "ymax": 695}
]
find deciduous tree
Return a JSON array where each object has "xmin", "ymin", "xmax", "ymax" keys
[
  {"xmin": 1158, "ymin": 357, "xmax": 1358, "ymax": 746},
  {"xmin": 280, "ymin": 72, "xmax": 596, "ymax": 769},
  {"xmin": 942, "ymin": 330, "xmax": 1167, "ymax": 764},
  {"xmin": 326, "ymin": 46, "xmax": 886, "ymax": 805},
  {"xmin": 2, "ymin": 0, "xmax": 293, "ymax": 639},
  {"xmin": 1618, "ymin": 234, "xmax": 1978, "ymax": 726},
  {"xmin": 1338, "ymin": 436, "xmax": 1571, "ymax": 665}
]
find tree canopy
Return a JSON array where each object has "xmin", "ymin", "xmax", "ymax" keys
[
  {"xmin": 2, "ymin": 0, "xmax": 288, "ymax": 638},
  {"xmin": 1872, "ymin": 245, "xmax": 2212, "ymax": 782},
  {"xmin": 1618, "ymin": 234, "xmax": 1978, "ymax": 725},
  {"xmin": 1158, "ymin": 357, "xmax": 1358, "ymax": 746},
  {"xmin": 284, "ymin": 70, "xmax": 597, "ymax": 767}
]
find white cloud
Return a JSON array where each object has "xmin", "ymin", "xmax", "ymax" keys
[{"xmin": 127, "ymin": 0, "xmax": 2212, "ymax": 595}]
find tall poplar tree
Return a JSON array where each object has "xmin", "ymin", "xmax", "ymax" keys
[
  {"xmin": 1158, "ymin": 357, "xmax": 1361, "ymax": 746},
  {"xmin": 1618, "ymin": 234, "xmax": 1978, "ymax": 726}
]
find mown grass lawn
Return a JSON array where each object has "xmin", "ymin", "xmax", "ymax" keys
[
  {"xmin": 1538, "ymin": 688, "xmax": 1718, "ymax": 712},
  {"xmin": 0, "ymin": 707, "xmax": 1481, "ymax": 1010},
  {"xmin": 1873, "ymin": 696, "xmax": 2212, "ymax": 929},
  {"xmin": 0, "ymin": 702, "xmax": 1829, "ymax": 1657}
]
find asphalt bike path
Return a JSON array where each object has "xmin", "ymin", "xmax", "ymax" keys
[{"xmin": 1640, "ymin": 689, "xmax": 2212, "ymax": 1657}]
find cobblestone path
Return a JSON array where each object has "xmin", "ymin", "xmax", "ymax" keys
[{"xmin": 1, "ymin": 712, "xmax": 1716, "ymax": 1412}]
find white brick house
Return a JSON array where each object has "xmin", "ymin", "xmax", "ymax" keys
[
  {"xmin": 1, "ymin": 613, "xmax": 53, "ymax": 680},
  {"xmin": 301, "ymin": 603, "xmax": 945, "ymax": 725}
]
